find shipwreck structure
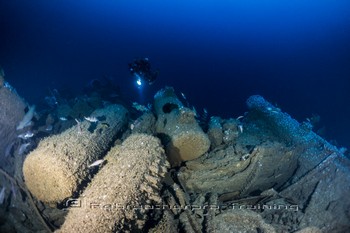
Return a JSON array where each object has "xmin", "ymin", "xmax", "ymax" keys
[{"xmin": 0, "ymin": 84, "xmax": 349, "ymax": 232}]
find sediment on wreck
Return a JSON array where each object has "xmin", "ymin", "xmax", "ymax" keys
[
  {"xmin": 154, "ymin": 86, "xmax": 210, "ymax": 166},
  {"xmin": 0, "ymin": 83, "xmax": 26, "ymax": 160},
  {"xmin": 278, "ymin": 152, "xmax": 350, "ymax": 232},
  {"xmin": 245, "ymin": 95, "xmax": 341, "ymax": 182},
  {"xmin": 56, "ymin": 134, "xmax": 169, "ymax": 233},
  {"xmin": 176, "ymin": 94, "xmax": 350, "ymax": 232},
  {"xmin": 23, "ymin": 104, "xmax": 128, "ymax": 203},
  {"xmin": 178, "ymin": 141, "xmax": 299, "ymax": 199}
]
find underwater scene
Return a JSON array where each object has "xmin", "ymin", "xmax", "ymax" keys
[{"xmin": 1, "ymin": 0, "xmax": 350, "ymax": 232}]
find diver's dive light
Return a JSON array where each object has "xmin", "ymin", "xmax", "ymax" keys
[{"xmin": 136, "ymin": 77, "xmax": 142, "ymax": 86}]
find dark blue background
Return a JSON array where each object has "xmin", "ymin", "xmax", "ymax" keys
[{"xmin": 1, "ymin": 0, "xmax": 350, "ymax": 148}]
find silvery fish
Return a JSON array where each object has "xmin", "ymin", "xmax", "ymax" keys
[
  {"xmin": 132, "ymin": 102, "xmax": 149, "ymax": 112},
  {"xmin": 18, "ymin": 131, "xmax": 34, "ymax": 139},
  {"xmin": 59, "ymin": 117, "xmax": 68, "ymax": 121},
  {"xmin": 45, "ymin": 125, "xmax": 53, "ymax": 131},
  {"xmin": 16, "ymin": 105, "xmax": 35, "ymax": 130},
  {"xmin": 18, "ymin": 143, "xmax": 31, "ymax": 156},
  {"xmin": 84, "ymin": 116, "xmax": 98, "ymax": 123},
  {"xmin": 0, "ymin": 187, "xmax": 6, "ymax": 205},
  {"xmin": 88, "ymin": 159, "xmax": 105, "ymax": 168},
  {"xmin": 5, "ymin": 141, "xmax": 15, "ymax": 157}
]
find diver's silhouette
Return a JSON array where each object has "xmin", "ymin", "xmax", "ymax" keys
[{"xmin": 129, "ymin": 58, "xmax": 158, "ymax": 85}]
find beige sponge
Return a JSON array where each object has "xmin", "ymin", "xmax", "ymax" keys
[
  {"xmin": 154, "ymin": 87, "xmax": 210, "ymax": 166},
  {"xmin": 23, "ymin": 104, "xmax": 128, "ymax": 203},
  {"xmin": 56, "ymin": 134, "xmax": 169, "ymax": 233}
]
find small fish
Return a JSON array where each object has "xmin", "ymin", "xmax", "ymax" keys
[
  {"xmin": 266, "ymin": 107, "xmax": 279, "ymax": 114},
  {"xmin": 201, "ymin": 108, "xmax": 208, "ymax": 121},
  {"xmin": 18, "ymin": 142, "xmax": 31, "ymax": 156},
  {"xmin": 18, "ymin": 131, "xmax": 34, "ymax": 139},
  {"xmin": 0, "ymin": 187, "xmax": 6, "ymax": 205},
  {"xmin": 180, "ymin": 92, "xmax": 187, "ymax": 100},
  {"xmin": 5, "ymin": 141, "xmax": 15, "ymax": 157},
  {"xmin": 203, "ymin": 108, "xmax": 208, "ymax": 115},
  {"xmin": 240, "ymin": 153, "xmax": 250, "ymax": 161},
  {"xmin": 4, "ymin": 81, "xmax": 15, "ymax": 92},
  {"xmin": 238, "ymin": 124, "xmax": 244, "ymax": 133},
  {"xmin": 75, "ymin": 119, "xmax": 82, "ymax": 135},
  {"xmin": 84, "ymin": 116, "xmax": 98, "ymax": 123},
  {"xmin": 59, "ymin": 117, "xmax": 68, "ymax": 121},
  {"xmin": 132, "ymin": 102, "xmax": 149, "ymax": 112},
  {"xmin": 192, "ymin": 106, "xmax": 198, "ymax": 117},
  {"xmin": 45, "ymin": 125, "xmax": 53, "ymax": 131},
  {"xmin": 101, "ymin": 123, "xmax": 110, "ymax": 128},
  {"xmin": 17, "ymin": 105, "xmax": 35, "ymax": 130},
  {"xmin": 88, "ymin": 159, "xmax": 105, "ymax": 168}
]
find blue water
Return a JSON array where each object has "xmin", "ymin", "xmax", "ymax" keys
[{"xmin": 1, "ymin": 0, "xmax": 350, "ymax": 148}]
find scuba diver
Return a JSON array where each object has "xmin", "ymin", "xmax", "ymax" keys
[{"xmin": 128, "ymin": 58, "xmax": 158, "ymax": 85}]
